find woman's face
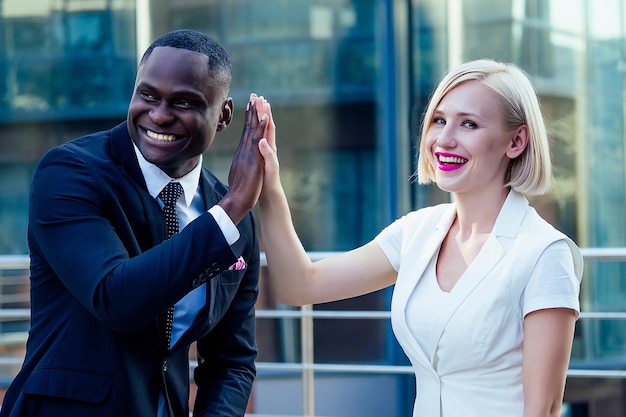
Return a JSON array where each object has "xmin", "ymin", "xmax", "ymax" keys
[{"xmin": 424, "ymin": 80, "xmax": 522, "ymax": 196}]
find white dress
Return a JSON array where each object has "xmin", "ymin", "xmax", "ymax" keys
[{"xmin": 375, "ymin": 191, "xmax": 583, "ymax": 417}]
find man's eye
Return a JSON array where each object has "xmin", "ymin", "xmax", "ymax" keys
[{"xmin": 139, "ymin": 91, "xmax": 156, "ymax": 101}]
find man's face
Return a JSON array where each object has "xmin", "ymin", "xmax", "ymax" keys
[{"xmin": 127, "ymin": 46, "xmax": 232, "ymax": 178}]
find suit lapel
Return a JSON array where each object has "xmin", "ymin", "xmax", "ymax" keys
[
  {"xmin": 109, "ymin": 122, "xmax": 166, "ymax": 249},
  {"xmin": 428, "ymin": 191, "xmax": 528, "ymax": 357},
  {"xmin": 110, "ymin": 122, "xmax": 146, "ymax": 189},
  {"xmin": 427, "ymin": 233, "xmax": 505, "ymax": 357},
  {"xmin": 393, "ymin": 208, "xmax": 453, "ymax": 309},
  {"xmin": 391, "ymin": 205, "xmax": 455, "ymax": 365}
]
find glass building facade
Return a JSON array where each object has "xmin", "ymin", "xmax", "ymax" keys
[{"xmin": 1, "ymin": 0, "xmax": 626, "ymax": 416}]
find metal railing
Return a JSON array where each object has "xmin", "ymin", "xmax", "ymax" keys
[{"xmin": 1, "ymin": 248, "xmax": 626, "ymax": 416}]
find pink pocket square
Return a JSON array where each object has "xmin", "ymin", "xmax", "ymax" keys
[{"xmin": 228, "ymin": 256, "xmax": 246, "ymax": 271}]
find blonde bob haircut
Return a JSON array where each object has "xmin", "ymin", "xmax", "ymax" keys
[{"xmin": 416, "ymin": 59, "xmax": 552, "ymax": 195}]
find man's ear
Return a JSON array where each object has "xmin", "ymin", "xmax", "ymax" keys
[
  {"xmin": 217, "ymin": 97, "xmax": 234, "ymax": 132},
  {"xmin": 507, "ymin": 125, "xmax": 529, "ymax": 159}
]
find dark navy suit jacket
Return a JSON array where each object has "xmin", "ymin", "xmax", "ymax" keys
[{"xmin": 0, "ymin": 122, "xmax": 259, "ymax": 417}]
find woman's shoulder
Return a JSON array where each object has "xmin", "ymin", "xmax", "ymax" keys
[
  {"xmin": 514, "ymin": 202, "xmax": 583, "ymax": 277},
  {"xmin": 402, "ymin": 201, "xmax": 454, "ymax": 222},
  {"xmin": 521, "ymin": 204, "xmax": 572, "ymax": 243},
  {"xmin": 379, "ymin": 202, "xmax": 454, "ymax": 241},
  {"xmin": 501, "ymin": 191, "xmax": 572, "ymax": 243}
]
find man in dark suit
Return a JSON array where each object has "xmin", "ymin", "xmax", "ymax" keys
[{"xmin": 0, "ymin": 29, "xmax": 271, "ymax": 417}]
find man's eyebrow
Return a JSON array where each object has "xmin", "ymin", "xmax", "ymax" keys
[
  {"xmin": 136, "ymin": 81, "xmax": 205, "ymax": 100},
  {"xmin": 136, "ymin": 80, "xmax": 155, "ymax": 90}
]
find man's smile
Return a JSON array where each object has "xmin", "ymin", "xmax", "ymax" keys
[{"xmin": 146, "ymin": 129, "xmax": 178, "ymax": 142}]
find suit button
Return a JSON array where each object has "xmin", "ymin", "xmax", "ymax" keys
[
  {"xmin": 194, "ymin": 273, "xmax": 207, "ymax": 287},
  {"xmin": 211, "ymin": 262, "xmax": 220, "ymax": 272}
]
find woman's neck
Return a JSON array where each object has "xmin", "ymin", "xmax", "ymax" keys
[{"xmin": 452, "ymin": 187, "xmax": 510, "ymax": 238}]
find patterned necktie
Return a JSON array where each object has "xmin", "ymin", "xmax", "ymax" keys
[{"xmin": 158, "ymin": 182, "xmax": 183, "ymax": 350}]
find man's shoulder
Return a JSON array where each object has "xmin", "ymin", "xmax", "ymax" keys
[
  {"xmin": 42, "ymin": 122, "xmax": 127, "ymax": 163},
  {"xmin": 50, "ymin": 123, "xmax": 120, "ymax": 152}
]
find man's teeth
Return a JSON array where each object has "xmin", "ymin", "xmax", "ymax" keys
[
  {"xmin": 439, "ymin": 155, "xmax": 467, "ymax": 164},
  {"xmin": 147, "ymin": 130, "xmax": 176, "ymax": 142}
]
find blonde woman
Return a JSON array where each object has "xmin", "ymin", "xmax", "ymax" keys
[{"xmin": 257, "ymin": 59, "xmax": 583, "ymax": 417}]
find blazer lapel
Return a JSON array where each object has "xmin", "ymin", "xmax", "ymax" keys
[
  {"xmin": 428, "ymin": 191, "xmax": 528, "ymax": 357},
  {"xmin": 109, "ymin": 122, "xmax": 166, "ymax": 249},
  {"xmin": 393, "ymin": 207, "xmax": 454, "ymax": 309},
  {"xmin": 110, "ymin": 122, "xmax": 146, "ymax": 189},
  {"xmin": 392, "ymin": 204, "xmax": 456, "ymax": 365}
]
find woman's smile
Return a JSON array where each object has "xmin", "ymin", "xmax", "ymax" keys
[{"xmin": 436, "ymin": 152, "xmax": 468, "ymax": 171}]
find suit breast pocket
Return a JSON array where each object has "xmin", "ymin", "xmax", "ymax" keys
[{"xmin": 218, "ymin": 269, "xmax": 245, "ymax": 285}]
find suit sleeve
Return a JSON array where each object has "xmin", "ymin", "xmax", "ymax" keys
[
  {"xmin": 29, "ymin": 144, "xmax": 238, "ymax": 333},
  {"xmin": 192, "ymin": 213, "xmax": 260, "ymax": 417}
]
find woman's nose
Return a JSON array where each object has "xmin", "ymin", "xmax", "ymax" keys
[{"xmin": 436, "ymin": 125, "xmax": 456, "ymax": 147}]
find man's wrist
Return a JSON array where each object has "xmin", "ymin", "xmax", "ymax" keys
[{"xmin": 208, "ymin": 205, "xmax": 240, "ymax": 245}]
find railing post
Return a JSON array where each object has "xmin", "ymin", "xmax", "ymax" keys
[{"xmin": 301, "ymin": 304, "xmax": 314, "ymax": 416}]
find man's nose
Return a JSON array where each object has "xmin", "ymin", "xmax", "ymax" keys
[{"xmin": 150, "ymin": 102, "xmax": 174, "ymax": 125}]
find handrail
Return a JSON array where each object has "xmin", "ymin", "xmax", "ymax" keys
[
  {"xmin": 1, "ymin": 308, "xmax": 624, "ymax": 321},
  {"xmin": 2, "ymin": 248, "xmax": 626, "ymax": 416},
  {"xmin": 3, "ymin": 246, "xmax": 626, "ymax": 266},
  {"xmin": 0, "ymin": 255, "xmax": 29, "ymax": 269}
]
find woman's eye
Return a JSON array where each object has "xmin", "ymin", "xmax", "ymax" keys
[
  {"xmin": 462, "ymin": 120, "xmax": 477, "ymax": 128},
  {"xmin": 433, "ymin": 117, "xmax": 445, "ymax": 125}
]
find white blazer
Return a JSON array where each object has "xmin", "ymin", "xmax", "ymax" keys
[{"xmin": 376, "ymin": 191, "xmax": 583, "ymax": 417}]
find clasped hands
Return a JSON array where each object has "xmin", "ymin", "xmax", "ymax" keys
[{"xmin": 221, "ymin": 93, "xmax": 277, "ymax": 224}]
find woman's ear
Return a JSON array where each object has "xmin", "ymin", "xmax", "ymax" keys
[
  {"xmin": 217, "ymin": 97, "xmax": 234, "ymax": 132},
  {"xmin": 507, "ymin": 125, "xmax": 529, "ymax": 159}
]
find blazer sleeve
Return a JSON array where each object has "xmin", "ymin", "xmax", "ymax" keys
[{"xmin": 29, "ymin": 143, "xmax": 238, "ymax": 334}]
